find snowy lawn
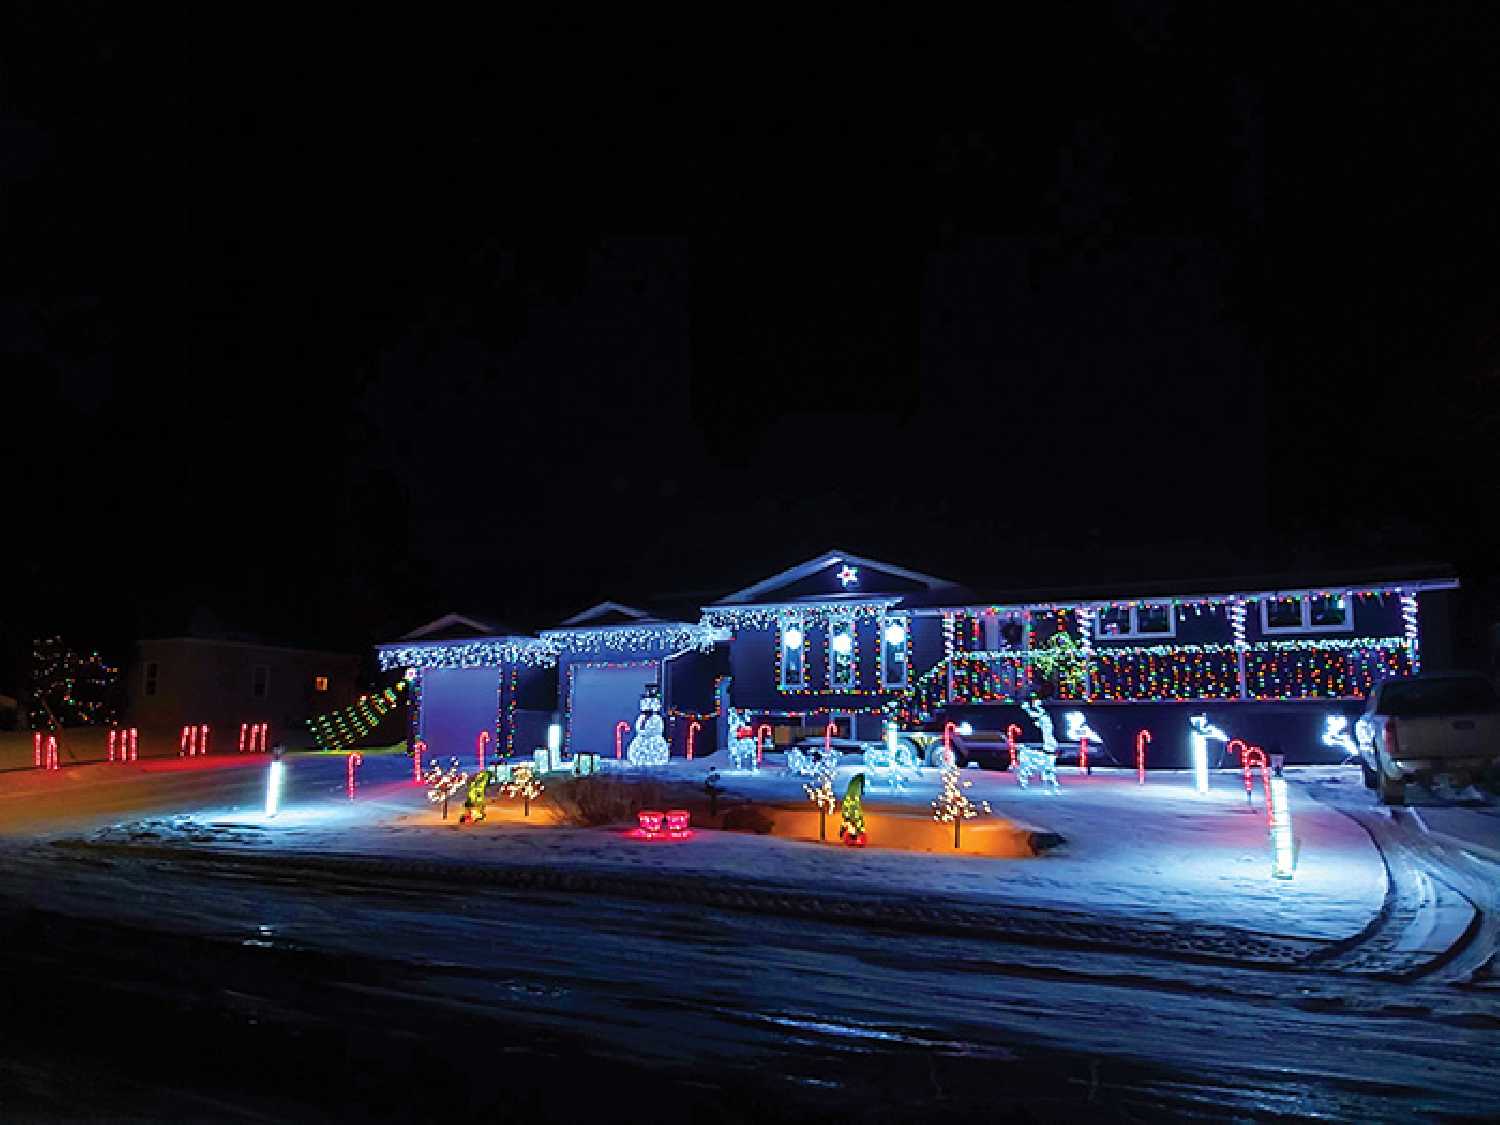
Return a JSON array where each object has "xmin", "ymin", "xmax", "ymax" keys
[{"xmin": 70, "ymin": 750, "xmax": 1396, "ymax": 944}]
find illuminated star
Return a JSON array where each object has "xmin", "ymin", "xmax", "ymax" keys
[{"xmin": 836, "ymin": 564, "xmax": 859, "ymax": 588}]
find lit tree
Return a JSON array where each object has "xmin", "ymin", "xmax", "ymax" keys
[
  {"xmin": 931, "ymin": 747, "xmax": 990, "ymax": 848},
  {"xmin": 804, "ymin": 749, "xmax": 838, "ymax": 841},
  {"xmin": 838, "ymin": 772, "xmax": 868, "ymax": 847},
  {"xmin": 502, "ymin": 762, "xmax": 545, "ymax": 817},
  {"xmin": 425, "ymin": 758, "xmax": 467, "ymax": 819}
]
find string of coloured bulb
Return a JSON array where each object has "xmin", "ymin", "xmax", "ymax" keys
[{"xmin": 309, "ymin": 680, "xmax": 407, "ymax": 750}]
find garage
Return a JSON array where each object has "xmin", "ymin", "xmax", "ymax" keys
[
  {"xmin": 417, "ymin": 667, "xmax": 500, "ymax": 761},
  {"xmin": 567, "ymin": 662, "xmax": 659, "ymax": 756}
]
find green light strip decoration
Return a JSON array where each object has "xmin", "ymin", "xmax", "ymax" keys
[{"xmin": 309, "ymin": 679, "xmax": 408, "ymax": 750}]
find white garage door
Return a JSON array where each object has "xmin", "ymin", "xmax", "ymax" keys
[{"xmin": 569, "ymin": 663, "xmax": 659, "ymax": 756}]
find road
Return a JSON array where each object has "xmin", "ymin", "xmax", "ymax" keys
[{"xmin": 0, "ymin": 756, "xmax": 1496, "ymax": 1122}]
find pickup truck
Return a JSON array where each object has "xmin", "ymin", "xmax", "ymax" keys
[{"xmin": 1354, "ymin": 673, "xmax": 1500, "ymax": 804}]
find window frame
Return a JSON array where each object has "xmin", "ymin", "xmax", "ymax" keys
[
  {"xmin": 779, "ymin": 615, "xmax": 807, "ymax": 690},
  {"xmin": 143, "ymin": 661, "xmax": 159, "ymax": 697},
  {"xmin": 827, "ymin": 616, "xmax": 857, "ymax": 690},
  {"xmin": 879, "ymin": 614, "xmax": 910, "ymax": 689},
  {"xmin": 1092, "ymin": 602, "xmax": 1178, "ymax": 641},
  {"xmin": 314, "ymin": 675, "xmax": 329, "ymax": 693},
  {"xmin": 1259, "ymin": 592, "xmax": 1356, "ymax": 635},
  {"xmin": 252, "ymin": 665, "xmax": 271, "ymax": 700}
]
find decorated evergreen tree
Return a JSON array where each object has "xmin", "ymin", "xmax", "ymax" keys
[
  {"xmin": 838, "ymin": 772, "xmax": 868, "ymax": 847},
  {"xmin": 457, "ymin": 769, "xmax": 489, "ymax": 825}
]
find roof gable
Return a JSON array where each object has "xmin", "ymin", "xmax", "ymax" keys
[
  {"xmin": 402, "ymin": 613, "xmax": 509, "ymax": 641},
  {"xmin": 558, "ymin": 601, "xmax": 655, "ymax": 627},
  {"xmin": 713, "ymin": 549, "xmax": 961, "ymax": 605}
]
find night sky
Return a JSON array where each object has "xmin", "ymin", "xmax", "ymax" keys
[{"xmin": 2, "ymin": 6, "xmax": 1496, "ymax": 684}]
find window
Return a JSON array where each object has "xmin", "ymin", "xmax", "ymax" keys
[
  {"xmin": 828, "ymin": 617, "xmax": 856, "ymax": 689},
  {"xmin": 779, "ymin": 618, "xmax": 806, "ymax": 689},
  {"xmin": 314, "ymin": 675, "xmax": 329, "ymax": 693},
  {"xmin": 143, "ymin": 662, "xmax": 159, "ymax": 697},
  {"xmin": 1094, "ymin": 603, "xmax": 1176, "ymax": 640},
  {"xmin": 980, "ymin": 613, "xmax": 1026, "ymax": 651},
  {"xmin": 252, "ymin": 665, "xmax": 270, "ymax": 699},
  {"xmin": 880, "ymin": 615, "xmax": 910, "ymax": 688},
  {"xmin": 1259, "ymin": 593, "xmax": 1354, "ymax": 634}
]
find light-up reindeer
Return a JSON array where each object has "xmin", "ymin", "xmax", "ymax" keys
[
  {"xmin": 1017, "ymin": 700, "xmax": 1061, "ymax": 793},
  {"xmin": 1322, "ymin": 714, "xmax": 1359, "ymax": 765},
  {"xmin": 863, "ymin": 723, "xmax": 919, "ymax": 793}
]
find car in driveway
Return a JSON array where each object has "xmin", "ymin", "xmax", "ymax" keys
[{"xmin": 1355, "ymin": 673, "xmax": 1500, "ymax": 804}]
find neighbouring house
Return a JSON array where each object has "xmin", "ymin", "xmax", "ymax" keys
[
  {"xmin": 377, "ymin": 549, "xmax": 1460, "ymax": 769},
  {"xmin": 126, "ymin": 635, "xmax": 360, "ymax": 747}
]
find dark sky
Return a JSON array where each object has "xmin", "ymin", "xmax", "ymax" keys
[{"xmin": 2, "ymin": 5, "xmax": 1496, "ymax": 679}]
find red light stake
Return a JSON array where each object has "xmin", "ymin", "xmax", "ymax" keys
[
  {"xmin": 687, "ymin": 721, "xmax": 700, "ymax": 761},
  {"xmin": 1136, "ymin": 729, "xmax": 1152, "ymax": 784},
  {"xmin": 476, "ymin": 730, "xmax": 490, "ymax": 772},
  {"xmin": 1006, "ymin": 724, "xmax": 1022, "ymax": 772},
  {"xmin": 412, "ymin": 738, "xmax": 426, "ymax": 783},
  {"xmin": 943, "ymin": 721, "xmax": 958, "ymax": 766},
  {"xmin": 615, "ymin": 720, "xmax": 629, "ymax": 761},
  {"xmin": 756, "ymin": 723, "xmax": 771, "ymax": 767},
  {"xmin": 238, "ymin": 723, "xmax": 248, "ymax": 753},
  {"xmin": 347, "ymin": 751, "xmax": 363, "ymax": 800}
]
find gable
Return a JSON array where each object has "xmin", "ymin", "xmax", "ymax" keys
[
  {"xmin": 558, "ymin": 601, "xmax": 654, "ymax": 628},
  {"xmin": 713, "ymin": 549, "xmax": 959, "ymax": 605},
  {"xmin": 403, "ymin": 613, "xmax": 507, "ymax": 641}
]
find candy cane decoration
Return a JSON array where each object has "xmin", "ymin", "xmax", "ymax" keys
[
  {"xmin": 687, "ymin": 721, "xmax": 701, "ymax": 761},
  {"xmin": 239, "ymin": 723, "xmax": 248, "ymax": 753},
  {"xmin": 126, "ymin": 727, "xmax": 138, "ymax": 761},
  {"xmin": 1079, "ymin": 732, "xmax": 1089, "ymax": 775},
  {"xmin": 108, "ymin": 728, "xmax": 118, "ymax": 762},
  {"xmin": 1136, "ymin": 728, "xmax": 1151, "ymax": 784},
  {"xmin": 943, "ymin": 721, "xmax": 958, "ymax": 767},
  {"xmin": 825, "ymin": 721, "xmax": 837, "ymax": 762},
  {"xmin": 1227, "ymin": 738, "xmax": 1247, "ymax": 771},
  {"xmin": 477, "ymin": 730, "xmax": 490, "ymax": 772},
  {"xmin": 1006, "ymin": 723, "xmax": 1022, "ymax": 772},
  {"xmin": 199, "ymin": 724, "xmax": 210, "ymax": 756},
  {"xmin": 34, "ymin": 732, "xmax": 43, "ymax": 768},
  {"xmin": 41, "ymin": 735, "xmax": 59, "ymax": 771},
  {"xmin": 1243, "ymin": 745, "xmax": 1271, "ymax": 820},
  {"xmin": 756, "ymin": 723, "xmax": 771, "ymax": 767},
  {"xmin": 253, "ymin": 723, "xmax": 268, "ymax": 753},
  {"xmin": 179, "ymin": 725, "xmax": 194, "ymax": 758},
  {"xmin": 412, "ymin": 737, "xmax": 426, "ymax": 783},
  {"xmin": 347, "ymin": 751, "xmax": 363, "ymax": 800},
  {"xmin": 615, "ymin": 720, "xmax": 630, "ymax": 761}
]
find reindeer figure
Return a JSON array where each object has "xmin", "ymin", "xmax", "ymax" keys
[
  {"xmin": 1017, "ymin": 701, "xmax": 1061, "ymax": 793},
  {"xmin": 1322, "ymin": 714, "xmax": 1359, "ymax": 765}
]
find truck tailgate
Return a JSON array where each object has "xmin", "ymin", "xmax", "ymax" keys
[{"xmin": 1396, "ymin": 714, "xmax": 1500, "ymax": 759}]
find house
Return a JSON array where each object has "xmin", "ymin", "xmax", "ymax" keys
[
  {"xmin": 126, "ymin": 635, "xmax": 360, "ymax": 746},
  {"xmin": 376, "ymin": 550, "xmax": 1459, "ymax": 768}
]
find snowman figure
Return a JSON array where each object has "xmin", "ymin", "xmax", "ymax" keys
[{"xmin": 627, "ymin": 685, "xmax": 671, "ymax": 767}]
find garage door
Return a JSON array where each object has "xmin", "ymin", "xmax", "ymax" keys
[
  {"xmin": 569, "ymin": 662, "xmax": 659, "ymax": 756},
  {"xmin": 419, "ymin": 667, "xmax": 500, "ymax": 762}
]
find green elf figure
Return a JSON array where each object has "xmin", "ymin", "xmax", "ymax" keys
[
  {"xmin": 458, "ymin": 770, "xmax": 489, "ymax": 826},
  {"xmin": 839, "ymin": 772, "xmax": 868, "ymax": 847}
]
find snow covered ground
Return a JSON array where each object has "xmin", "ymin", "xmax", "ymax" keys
[
  {"xmin": 4, "ymin": 748, "xmax": 1499, "ymax": 1119},
  {"xmin": 23, "ymin": 749, "xmax": 1391, "ymax": 947}
]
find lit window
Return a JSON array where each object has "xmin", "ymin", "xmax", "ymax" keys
[
  {"xmin": 828, "ymin": 618, "xmax": 856, "ymax": 689},
  {"xmin": 314, "ymin": 675, "xmax": 329, "ymax": 693},
  {"xmin": 1260, "ymin": 593, "xmax": 1353, "ymax": 634},
  {"xmin": 252, "ymin": 666, "xmax": 270, "ymax": 699},
  {"xmin": 779, "ymin": 618, "xmax": 806, "ymax": 689},
  {"xmin": 144, "ymin": 662, "xmax": 159, "ymax": 697},
  {"xmin": 1095, "ymin": 603, "xmax": 1177, "ymax": 640},
  {"xmin": 880, "ymin": 616, "xmax": 909, "ymax": 688}
]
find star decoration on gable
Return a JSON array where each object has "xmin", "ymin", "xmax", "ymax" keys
[{"xmin": 836, "ymin": 565, "xmax": 859, "ymax": 588}]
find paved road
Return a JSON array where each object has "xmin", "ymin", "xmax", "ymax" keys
[{"xmin": 0, "ymin": 758, "xmax": 1496, "ymax": 1121}]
